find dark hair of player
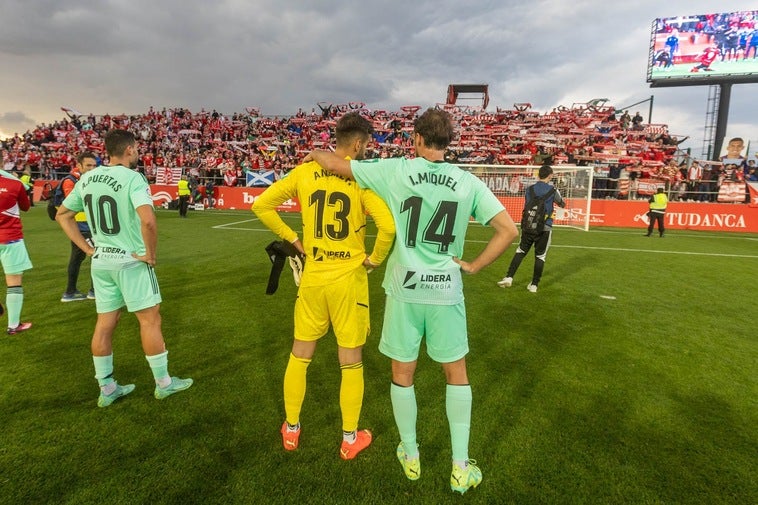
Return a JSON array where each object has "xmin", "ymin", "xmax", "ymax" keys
[
  {"xmin": 414, "ymin": 108, "xmax": 455, "ymax": 150},
  {"xmin": 335, "ymin": 113, "xmax": 374, "ymax": 146},
  {"xmin": 539, "ymin": 164, "xmax": 554, "ymax": 179},
  {"xmin": 76, "ymin": 151, "xmax": 97, "ymax": 165},
  {"xmin": 104, "ymin": 129, "xmax": 136, "ymax": 157}
]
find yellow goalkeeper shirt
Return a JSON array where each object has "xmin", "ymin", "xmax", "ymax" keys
[{"xmin": 252, "ymin": 158, "xmax": 395, "ymax": 287}]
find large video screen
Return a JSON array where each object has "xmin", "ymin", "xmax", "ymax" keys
[{"xmin": 647, "ymin": 11, "xmax": 758, "ymax": 87}]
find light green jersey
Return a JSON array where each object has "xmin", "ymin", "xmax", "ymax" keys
[
  {"xmin": 351, "ymin": 157, "xmax": 504, "ymax": 304},
  {"xmin": 62, "ymin": 165, "xmax": 153, "ymax": 270}
]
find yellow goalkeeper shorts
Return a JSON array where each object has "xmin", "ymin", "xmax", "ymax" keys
[{"xmin": 293, "ymin": 267, "xmax": 369, "ymax": 348}]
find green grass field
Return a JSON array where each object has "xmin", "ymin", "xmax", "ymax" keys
[
  {"xmin": 1, "ymin": 206, "xmax": 756, "ymax": 504},
  {"xmin": 650, "ymin": 58, "xmax": 758, "ymax": 80}
]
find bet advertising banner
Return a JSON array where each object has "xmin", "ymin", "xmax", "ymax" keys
[
  {"xmin": 30, "ymin": 181, "xmax": 757, "ymax": 232},
  {"xmin": 574, "ymin": 199, "xmax": 758, "ymax": 232},
  {"xmin": 148, "ymin": 184, "xmax": 301, "ymax": 212},
  {"xmin": 148, "ymin": 185, "xmax": 756, "ymax": 233}
]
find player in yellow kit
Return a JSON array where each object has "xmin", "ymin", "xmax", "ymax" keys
[{"xmin": 252, "ymin": 113, "xmax": 395, "ymax": 460}]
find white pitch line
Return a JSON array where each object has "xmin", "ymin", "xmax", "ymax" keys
[
  {"xmin": 213, "ymin": 217, "xmax": 758, "ymax": 259},
  {"xmin": 212, "ymin": 218, "xmax": 260, "ymax": 229},
  {"xmin": 458, "ymin": 238, "xmax": 758, "ymax": 258},
  {"xmin": 552, "ymin": 244, "xmax": 758, "ymax": 259},
  {"xmin": 216, "ymin": 226, "xmax": 279, "ymax": 232}
]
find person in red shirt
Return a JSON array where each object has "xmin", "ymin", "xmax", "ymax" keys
[
  {"xmin": 61, "ymin": 152, "xmax": 75, "ymax": 170},
  {"xmin": 26, "ymin": 151, "xmax": 41, "ymax": 169},
  {"xmin": 223, "ymin": 167, "xmax": 237, "ymax": 186},
  {"xmin": 691, "ymin": 43, "xmax": 721, "ymax": 72},
  {"xmin": 0, "ymin": 150, "xmax": 33, "ymax": 334},
  {"xmin": 141, "ymin": 152, "xmax": 154, "ymax": 168}
]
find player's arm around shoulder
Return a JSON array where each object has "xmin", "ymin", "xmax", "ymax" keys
[
  {"xmin": 251, "ymin": 165, "xmax": 300, "ymax": 244},
  {"xmin": 361, "ymin": 188, "xmax": 395, "ymax": 267},
  {"xmin": 304, "ymin": 150, "xmax": 353, "ymax": 178}
]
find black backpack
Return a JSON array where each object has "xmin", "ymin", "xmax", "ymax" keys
[
  {"xmin": 521, "ymin": 186, "xmax": 555, "ymax": 235},
  {"xmin": 47, "ymin": 174, "xmax": 77, "ymax": 221}
]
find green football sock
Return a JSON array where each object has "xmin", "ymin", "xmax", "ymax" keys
[
  {"xmin": 390, "ymin": 382, "xmax": 418, "ymax": 457},
  {"xmin": 93, "ymin": 354, "xmax": 115, "ymax": 387},
  {"xmin": 146, "ymin": 351, "xmax": 170, "ymax": 387},
  {"xmin": 446, "ymin": 384, "xmax": 472, "ymax": 463},
  {"xmin": 6, "ymin": 286, "xmax": 23, "ymax": 328}
]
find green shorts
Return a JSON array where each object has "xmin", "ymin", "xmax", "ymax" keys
[
  {"xmin": 91, "ymin": 263, "xmax": 162, "ymax": 313},
  {"xmin": 0, "ymin": 240, "xmax": 33, "ymax": 275},
  {"xmin": 378, "ymin": 295, "xmax": 468, "ymax": 363}
]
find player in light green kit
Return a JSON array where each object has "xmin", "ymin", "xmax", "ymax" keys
[
  {"xmin": 57, "ymin": 130, "xmax": 192, "ymax": 407},
  {"xmin": 307, "ymin": 108, "xmax": 519, "ymax": 494}
]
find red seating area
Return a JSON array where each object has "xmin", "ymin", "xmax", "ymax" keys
[{"xmin": 0, "ymin": 101, "xmax": 685, "ymax": 185}]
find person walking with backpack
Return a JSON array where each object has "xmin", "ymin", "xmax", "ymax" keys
[{"xmin": 497, "ymin": 164, "xmax": 566, "ymax": 293}]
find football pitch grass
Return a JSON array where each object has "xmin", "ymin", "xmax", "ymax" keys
[
  {"xmin": 649, "ymin": 58, "xmax": 758, "ymax": 80},
  {"xmin": 1, "ymin": 206, "xmax": 756, "ymax": 504}
]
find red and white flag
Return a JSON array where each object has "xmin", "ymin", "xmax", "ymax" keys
[
  {"xmin": 156, "ymin": 167, "xmax": 182, "ymax": 185},
  {"xmin": 645, "ymin": 124, "xmax": 668, "ymax": 135},
  {"xmin": 746, "ymin": 181, "xmax": 758, "ymax": 207},
  {"xmin": 61, "ymin": 106, "xmax": 82, "ymax": 117},
  {"xmin": 717, "ymin": 181, "xmax": 746, "ymax": 203}
]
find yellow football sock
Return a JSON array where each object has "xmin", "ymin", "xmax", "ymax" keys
[
  {"xmin": 339, "ymin": 362, "xmax": 364, "ymax": 433},
  {"xmin": 283, "ymin": 353, "xmax": 311, "ymax": 426}
]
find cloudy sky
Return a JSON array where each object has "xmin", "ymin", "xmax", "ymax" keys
[{"xmin": 1, "ymin": 0, "xmax": 757, "ymax": 155}]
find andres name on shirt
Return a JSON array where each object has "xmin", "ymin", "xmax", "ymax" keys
[{"xmin": 313, "ymin": 168, "xmax": 353, "ymax": 184}]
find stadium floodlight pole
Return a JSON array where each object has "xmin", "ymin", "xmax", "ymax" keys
[{"xmin": 616, "ymin": 95, "xmax": 655, "ymax": 123}]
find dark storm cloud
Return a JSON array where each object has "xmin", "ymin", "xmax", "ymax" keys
[
  {"xmin": 0, "ymin": 0, "xmax": 756, "ymax": 148},
  {"xmin": 0, "ymin": 111, "xmax": 37, "ymax": 134},
  {"xmin": 0, "ymin": 1, "xmax": 120, "ymax": 57}
]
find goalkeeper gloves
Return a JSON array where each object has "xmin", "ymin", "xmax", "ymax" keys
[
  {"xmin": 264, "ymin": 240, "xmax": 306, "ymax": 294},
  {"xmin": 288, "ymin": 254, "xmax": 305, "ymax": 287}
]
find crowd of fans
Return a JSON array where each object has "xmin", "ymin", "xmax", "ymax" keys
[{"xmin": 0, "ymin": 100, "xmax": 753, "ymax": 202}]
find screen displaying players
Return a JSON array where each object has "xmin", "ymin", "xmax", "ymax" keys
[{"xmin": 647, "ymin": 11, "xmax": 758, "ymax": 85}]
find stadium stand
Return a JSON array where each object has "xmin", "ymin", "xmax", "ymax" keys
[{"xmin": 1, "ymin": 100, "xmax": 742, "ymax": 202}]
